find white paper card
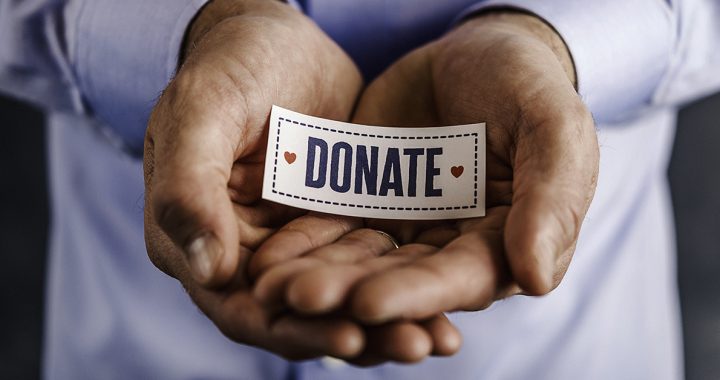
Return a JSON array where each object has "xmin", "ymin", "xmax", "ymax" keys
[{"xmin": 262, "ymin": 106, "xmax": 485, "ymax": 220}]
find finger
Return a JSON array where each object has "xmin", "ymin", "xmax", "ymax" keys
[
  {"xmin": 204, "ymin": 289, "xmax": 365, "ymax": 361},
  {"xmin": 231, "ymin": 203, "xmax": 305, "ymax": 251},
  {"xmin": 232, "ymin": 201, "xmax": 303, "ymax": 229},
  {"xmin": 269, "ymin": 316, "xmax": 365, "ymax": 360},
  {"xmin": 506, "ymin": 94, "xmax": 598, "ymax": 295},
  {"xmin": 347, "ymin": 315, "xmax": 459, "ymax": 367},
  {"xmin": 413, "ymin": 225, "xmax": 460, "ymax": 247},
  {"xmin": 248, "ymin": 213, "xmax": 361, "ymax": 279},
  {"xmin": 286, "ymin": 264, "xmax": 367, "ymax": 314},
  {"xmin": 145, "ymin": 69, "xmax": 254, "ymax": 288},
  {"xmin": 421, "ymin": 314, "xmax": 462, "ymax": 356},
  {"xmin": 366, "ymin": 219, "xmax": 443, "ymax": 245},
  {"xmin": 287, "ymin": 244, "xmax": 437, "ymax": 314},
  {"xmin": 253, "ymin": 257, "xmax": 324, "ymax": 305},
  {"xmin": 351, "ymin": 209, "xmax": 511, "ymax": 323},
  {"xmin": 254, "ymin": 228, "xmax": 403, "ymax": 308},
  {"xmin": 305, "ymin": 228, "xmax": 400, "ymax": 264},
  {"xmin": 352, "ymin": 321, "xmax": 433, "ymax": 366}
]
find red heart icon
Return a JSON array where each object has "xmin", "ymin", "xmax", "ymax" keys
[
  {"xmin": 451, "ymin": 166, "xmax": 464, "ymax": 178},
  {"xmin": 284, "ymin": 151, "xmax": 297, "ymax": 164}
]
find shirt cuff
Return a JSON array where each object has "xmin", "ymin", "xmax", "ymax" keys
[
  {"xmin": 66, "ymin": 0, "xmax": 209, "ymax": 153},
  {"xmin": 459, "ymin": 0, "xmax": 674, "ymax": 123}
]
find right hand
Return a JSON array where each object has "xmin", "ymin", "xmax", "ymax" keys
[
  {"xmin": 143, "ymin": 0, "xmax": 457, "ymax": 362},
  {"xmin": 144, "ymin": 0, "xmax": 365, "ymax": 360}
]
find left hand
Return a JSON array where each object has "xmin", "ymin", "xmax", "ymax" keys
[{"xmin": 251, "ymin": 11, "xmax": 599, "ymax": 326}]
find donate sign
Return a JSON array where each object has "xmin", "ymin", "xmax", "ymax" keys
[{"xmin": 262, "ymin": 106, "xmax": 486, "ymax": 220}]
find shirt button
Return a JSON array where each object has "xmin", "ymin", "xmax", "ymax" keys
[{"xmin": 321, "ymin": 356, "xmax": 348, "ymax": 370}]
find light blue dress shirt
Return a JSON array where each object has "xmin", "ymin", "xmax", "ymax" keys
[{"xmin": 1, "ymin": 0, "xmax": 719, "ymax": 379}]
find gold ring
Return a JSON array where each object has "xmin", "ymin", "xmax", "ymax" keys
[{"xmin": 375, "ymin": 230, "xmax": 400, "ymax": 249}]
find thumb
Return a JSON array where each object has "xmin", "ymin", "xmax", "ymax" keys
[
  {"xmin": 144, "ymin": 75, "xmax": 249, "ymax": 288},
  {"xmin": 505, "ymin": 96, "xmax": 599, "ymax": 296}
]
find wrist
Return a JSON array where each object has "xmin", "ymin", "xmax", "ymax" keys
[
  {"xmin": 181, "ymin": 0, "xmax": 291, "ymax": 64},
  {"xmin": 463, "ymin": 11, "xmax": 576, "ymax": 87}
]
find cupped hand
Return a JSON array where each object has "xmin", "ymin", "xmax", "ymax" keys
[
  {"xmin": 143, "ymin": 0, "xmax": 367, "ymax": 360},
  {"xmin": 143, "ymin": 0, "xmax": 457, "ymax": 363},
  {"xmin": 252, "ymin": 11, "xmax": 599, "ymax": 328}
]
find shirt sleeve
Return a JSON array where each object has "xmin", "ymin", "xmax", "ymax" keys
[
  {"xmin": 0, "ymin": 0, "xmax": 209, "ymax": 153},
  {"xmin": 0, "ymin": 0, "xmax": 78, "ymax": 111},
  {"xmin": 653, "ymin": 0, "xmax": 720, "ymax": 108},
  {"xmin": 65, "ymin": 0, "xmax": 209, "ymax": 153},
  {"xmin": 460, "ymin": 0, "xmax": 720, "ymax": 124},
  {"xmin": 1, "ymin": 0, "xmax": 306, "ymax": 154}
]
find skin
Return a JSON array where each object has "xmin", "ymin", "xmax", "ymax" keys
[
  {"xmin": 252, "ymin": 10, "xmax": 600, "ymax": 339},
  {"xmin": 143, "ymin": 0, "xmax": 458, "ymax": 363},
  {"xmin": 145, "ymin": 0, "xmax": 599, "ymax": 366}
]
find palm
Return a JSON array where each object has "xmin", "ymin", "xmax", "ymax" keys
[{"xmin": 352, "ymin": 41, "xmax": 516, "ymax": 244}]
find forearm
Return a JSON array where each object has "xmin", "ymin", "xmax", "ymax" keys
[{"xmin": 182, "ymin": 0, "xmax": 295, "ymax": 64}]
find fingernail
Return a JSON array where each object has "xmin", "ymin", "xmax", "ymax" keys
[{"xmin": 184, "ymin": 234, "xmax": 222, "ymax": 284}]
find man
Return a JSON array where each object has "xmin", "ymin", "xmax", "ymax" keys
[{"xmin": 0, "ymin": 0, "xmax": 718, "ymax": 378}]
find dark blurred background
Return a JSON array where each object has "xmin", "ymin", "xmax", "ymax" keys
[{"xmin": 0, "ymin": 92, "xmax": 719, "ymax": 379}]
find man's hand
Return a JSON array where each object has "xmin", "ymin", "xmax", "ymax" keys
[
  {"xmin": 145, "ymin": 0, "xmax": 362, "ymax": 287},
  {"xmin": 143, "ymin": 0, "xmax": 366, "ymax": 360},
  {"xmin": 143, "ymin": 0, "xmax": 459, "ymax": 363},
  {"xmin": 253, "ymin": 12, "xmax": 599, "ymax": 326}
]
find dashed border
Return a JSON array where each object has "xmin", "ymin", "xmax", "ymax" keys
[{"xmin": 271, "ymin": 117, "xmax": 479, "ymax": 211}]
